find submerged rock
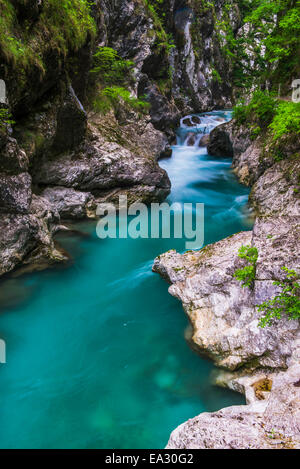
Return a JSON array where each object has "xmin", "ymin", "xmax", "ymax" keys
[{"xmin": 186, "ymin": 134, "xmax": 196, "ymax": 146}]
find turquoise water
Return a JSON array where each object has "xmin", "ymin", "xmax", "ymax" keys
[{"xmin": 0, "ymin": 112, "xmax": 252, "ymax": 449}]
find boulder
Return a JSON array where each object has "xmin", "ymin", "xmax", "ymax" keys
[
  {"xmin": 0, "ymin": 172, "xmax": 32, "ymax": 214},
  {"xmin": 207, "ymin": 126, "xmax": 233, "ymax": 157},
  {"xmin": 41, "ymin": 187, "xmax": 95, "ymax": 220},
  {"xmin": 34, "ymin": 121, "xmax": 171, "ymax": 202},
  {"xmin": 166, "ymin": 364, "xmax": 300, "ymax": 449}
]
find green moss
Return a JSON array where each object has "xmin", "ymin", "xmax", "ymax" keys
[
  {"xmin": 0, "ymin": 0, "xmax": 96, "ymax": 72},
  {"xmin": 0, "ymin": 106, "xmax": 14, "ymax": 129}
]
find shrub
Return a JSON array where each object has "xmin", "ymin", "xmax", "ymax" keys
[
  {"xmin": 0, "ymin": 107, "xmax": 14, "ymax": 130},
  {"xmin": 234, "ymin": 244, "xmax": 258, "ymax": 288},
  {"xmin": 233, "ymin": 90, "xmax": 277, "ymax": 127},
  {"xmin": 93, "ymin": 86, "xmax": 149, "ymax": 115},
  {"xmin": 268, "ymin": 101, "xmax": 300, "ymax": 142},
  {"xmin": 90, "ymin": 47, "xmax": 134, "ymax": 86},
  {"xmin": 258, "ymin": 267, "xmax": 300, "ymax": 327}
]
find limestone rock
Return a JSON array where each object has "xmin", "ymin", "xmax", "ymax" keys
[
  {"xmin": 0, "ymin": 137, "xmax": 29, "ymax": 174},
  {"xmin": 0, "ymin": 195, "xmax": 67, "ymax": 276},
  {"xmin": 33, "ymin": 119, "xmax": 171, "ymax": 201},
  {"xmin": 153, "ymin": 232, "xmax": 300, "ymax": 371},
  {"xmin": 41, "ymin": 187, "xmax": 95, "ymax": 220},
  {"xmin": 250, "ymin": 157, "xmax": 300, "ymax": 218},
  {"xmin": 207, "ymin": 128, "xmax": 233, "ymax": 157},
  {"xmin": 166, "ymin": 364, "xmax": 300, "ymax": 449},
  {"xmin": 0, "ymin": 172, "xmax": 32, "ymax": 214}
]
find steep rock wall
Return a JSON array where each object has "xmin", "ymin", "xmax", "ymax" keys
[{"xmin": 153, "ymin": 122, "xmax": 300, "ymax": 448}]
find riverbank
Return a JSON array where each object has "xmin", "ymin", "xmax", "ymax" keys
[
  {"xmin": 153, "ymin": 119, "xmax": 300, "ymax": 449},
  {"xmin": 0, "ymin": 112, "xmax": 250, "ymax": 449}
]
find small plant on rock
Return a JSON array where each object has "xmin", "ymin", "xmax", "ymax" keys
[
  {"xmin": 0, "ymin": 107, "xmax": 14, "ymax": 130},
  {"xmin": 258, "ymin": 267, "xmax": 300, "ymax": 328},
  {"xmin": 234, "ymin": 244, "xmax": 258, "ymax": 288}
]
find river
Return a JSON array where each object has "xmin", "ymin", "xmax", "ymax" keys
[{"xmin": 0, "ymin": 111, "xmax": 252, "ymax": 449}]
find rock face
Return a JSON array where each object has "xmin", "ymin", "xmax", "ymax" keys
[
  {"xmin": 167, "ymin": 363, "xmax": 300, "ymax": 449},
  {"xmin": 207, "ymin": 128, "xmax": 233, "ymax": 157},
  {"xmin": 153, "ymin": 230, "xmax": 300, "ymax": 372},
  {"xmin": 154, "ymin": 122, "xmax": 300, "ymax": 448},
  {"xmin": 0, "ymin": 0, "xmax": 246, "ymax": 275},
  {"xmin": 0, "ymin": 195, "xmax": 68, "ymax": 277}
]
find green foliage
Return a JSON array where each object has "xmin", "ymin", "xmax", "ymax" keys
[
  {"xmin": 90, "ymin": 47, "xmax": 134, "ymax": 86},
  {"xmin": 268, "ymin": 101, "xmax": 300, "ymax": 142},
  {"xmin": 211, "ymin": 67, "xmax": 222, "ymax": 84},
  {"xmin": 233, "ymin": 90, "xmax": 277, "ymax": 127},
  {"xmin": 0, "ymin": 107, "xmax": 14, "ymax": 129},
  {"xmin": 225, "ymin": 0, "xmax": 300, "ymax": 92},
  {"xmin": 234, "ymin": 91, "xmax": 300, "ymax": 154},
  {"xmin": 234, "ymin": 244, "xmax": 258, "ymax": 288},
  {"xmin": 143, "ymin": 0, "xmax": 175, "ymax": 53},
  {"xmin": 0, "ymin": 0, "xmax": 96, "ymax": 72},
  {"xmin": 93, "ymin": 86, "xmax": 149, "ymax": 115},
  {"xmin": 90, "ymin": 46, "xmax": 149, "ymax": 114},
  {"xmin": 258, "ymin": 267, "xmax": 300, "ymax": 327}
]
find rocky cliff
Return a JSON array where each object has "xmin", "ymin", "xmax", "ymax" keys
[
  {"xmin": 153, "ymin": 121, "xmax": 300, "ymax": 449},
  {"xmin": 1, "ymin": 0, "xmax": 299, "ymax": 450},
  {"xmin": 0, "ymin": 0, "xmax": 242, "ymax": 276}
]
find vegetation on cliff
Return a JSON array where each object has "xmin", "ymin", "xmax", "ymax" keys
[
  {"xmin": 233, "ymin": 91, "xmax": 300, "ymax": 158},
  {"xmin": 0, "ymin": 0, "xmax": 96, "ymax": 71},
  {"xmin": 90, "ymin": 46, "xmax": 150, "ymax": 114},
  {"xmin": 258, "ymin": 267, "xmax": 300, "ymax": 327},
  {"xmin": 229, "ymin": 0, "xmax": 300, "ymax": 92},
  {"xmin": 234, "ymin": 247, "xmax": 300, "ymax": 328}
]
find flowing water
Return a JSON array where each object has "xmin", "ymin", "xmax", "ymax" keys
[{"xmin": 0, "ymin": 111, "xmax": 252, "ymax": 449}]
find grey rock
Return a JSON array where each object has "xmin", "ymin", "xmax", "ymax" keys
[
  {"xmin": 250, "ymin": 158, "xmax": 300, "ymax": 217},
  {"xmin": 41, "ymin": 187, "xmax": 95, "ymax": 220},
  {"xmin": 0, "ymin": 195, "xmax": 66, "ymax": 276},
  {"xmin": 34, "ymin": 120, "xmax": 171, "ymax": 200},
  {"xmin": 207, "ymin": 127, "xmax": 233, "ymax": 157},
  {"xmin": 153, "ymin": 232, "xmax": 300, "ymax": 371},
  {"xmin": 0, "ymin": 172, "xmax": 32, "ymax": 214},
  {"xmin": 167, "ymin": 364, "xmax": 300, "ymax": 449},
  {"xmin": 0, "ymin": 137, "xmax": 29, "ymax": 174}
]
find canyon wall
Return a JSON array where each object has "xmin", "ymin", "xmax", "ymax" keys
[
  {"xmin": 153, "ymin": 121, "xmax": 300, "ymax": 449},
  {"xmin": 0, "ymin": 0, "xmax": 243, "ymax": 276}
]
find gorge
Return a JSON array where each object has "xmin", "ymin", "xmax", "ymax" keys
[{"xmin": 0, "ymin": 0, "xmax": 299, "ymax": 450}]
